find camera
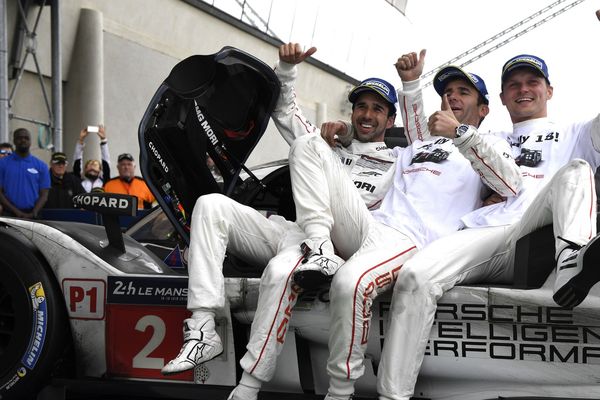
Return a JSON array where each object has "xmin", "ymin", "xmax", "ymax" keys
[{"xmin": 87, "ymin": 125, "xmax": 99, "ymax": 133}]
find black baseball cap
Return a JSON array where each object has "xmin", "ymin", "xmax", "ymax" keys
[
  {"xmin": 118, "ymin": 153, "xmax": 134, "ymax": 162},
  {"xmin": 501, "ymin": 54, "xmax": 550, "ymax": 84},
  {"xmin": 433, "ymin": 66, "xmax": 490, "ymax": 105},
  {"xmin": 348, "ymin": 77, "xmax": 398, "ymax": 112},
  {"xmin": 51, "ymin": 152, "xmax": 68, "ymax": 164}
]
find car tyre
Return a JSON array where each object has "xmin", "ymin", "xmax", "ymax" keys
[{"xmin": 0, "ymin": 226, "xmax": 70, "ymax": 399}]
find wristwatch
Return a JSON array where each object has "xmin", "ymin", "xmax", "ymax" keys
[{"xmin": 455, "ymin": 124, "xmax": 471, "ymax": 138}]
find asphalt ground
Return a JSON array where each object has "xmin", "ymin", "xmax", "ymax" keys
[{"xmin": 37, "ymin": 379, "xmax": 375, "ymax": 400}]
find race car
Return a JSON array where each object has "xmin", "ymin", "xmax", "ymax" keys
[
  {"xmin": 1, "ymin": 46, "xmax": 599, "ymax": 400},
  {"xmin": 516, "ymin": 148, "xmax": 543, "ymax": 167},
  {"xmin": 411, "ymin": 148, "xmax": 450, "ymax": 164}
]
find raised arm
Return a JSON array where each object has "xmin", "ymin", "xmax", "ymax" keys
[
  {"xmin": 271, "ymin": 43, "xmax": 320, "ymax": 145},
  {"xmin": 395, "ymin": 50, "xmax": 430, "ymax": 144},
  {"xmin": 98, "ymin": 125, "xmax": 111, "ymax": 180},
  {"xmin": 72, "ymin": 128, "xmax": 88, "ymax": 178}
]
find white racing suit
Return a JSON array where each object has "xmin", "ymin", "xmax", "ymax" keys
[
  {"xmin": 187, "ymin": 60, "xmax": 396, "ymax": 383},
  {"xmin": 377, "ymin": 86, "xmax": 600, "ymax": 399},
  {"xmin": 239, "ymin": 73, "xmax": 523, "ymax": 393},
  {"xmin": 293, "ymin": 79, "xmax": 521, "ymax": 397}
]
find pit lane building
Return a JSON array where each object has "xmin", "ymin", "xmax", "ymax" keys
[{"xmin": 0, "ymin": 0, "xmax": 408, "ymax": 169}]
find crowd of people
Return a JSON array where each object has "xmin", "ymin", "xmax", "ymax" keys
[
  {"xmin": 0, "ymin": 125, "xmax": 156, "ymax": 217},
  {"xmin": 157, "ymin": 42, "xmax": 600, "ymax": 400}
]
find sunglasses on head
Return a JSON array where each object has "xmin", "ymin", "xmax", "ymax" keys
[{"xmin": 0, "ymin": 150, "xmax": 11, "ymax": 155}]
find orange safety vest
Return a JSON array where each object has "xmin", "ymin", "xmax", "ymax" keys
[{"xmin": 104, "ymin": 177, "xmax": 155, "ymax": 209}]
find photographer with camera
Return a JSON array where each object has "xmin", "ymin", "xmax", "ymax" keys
[{"xmin": 73, "ymin": 125, "xmax": 111, "ymax": 192}]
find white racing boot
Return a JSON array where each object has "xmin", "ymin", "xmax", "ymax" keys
[
  {"xmin": 161, "ymin": 317, "xmax": 223, "ymax": 375},
  {"xmin": 553, "ymin": 235, "xmax": 600, "ymax": 308},
  {"xmin": 293, "ymin": 238, "xmax": 344, "ymax": 290}
]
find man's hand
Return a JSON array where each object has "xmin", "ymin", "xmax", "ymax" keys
[
  {"xmin": 483, "ymin": 192, "xmax": 506, "ymax": 207},
  {"xmin": 279, "ymin": 43, "xmax": 317, "ymax": 65},
  {"xmin": 394, "ymin": 49, "xmax": 426, "ymax": 82},
  {"xmin": 427, "ymin": 95, "xmax": 460, "ymax": 138},
  {"xmin": 320, "ymin": 121, "xmax": 348, "ymax": 147},
  {"xmin": 98, "ymin": 124, "xmax": 106, "ymax": 140},
  {"xmin": 79, "ymin": 128, "xmax": 88, "ymax": 144},
  {"xmin": 14, "ymin": 210, "xmax": 32, "ymax": 218}
]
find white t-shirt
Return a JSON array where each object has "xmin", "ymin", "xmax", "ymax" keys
[
  {"xmin": 462, "ymin": 116, "xmax": 600, "ymax": 228},
  {"xmin": 371, "ymin": 79, "xmax": 521, "ymax": 249}
]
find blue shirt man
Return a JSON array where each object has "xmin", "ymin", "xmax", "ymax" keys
[{"xmin": 0, "ymin": 128, "xmax": 50, "ymax": 218}]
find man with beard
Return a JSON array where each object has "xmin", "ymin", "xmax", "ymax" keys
[
  {"xmin": 287, "ymin": 49, "xmax": 522, "ymax": 400},
  {"xmin": 103, "ymin": 153, "xmax": 155, "ymax": 209},
  {"xmin": 0, "ymin": 128, "xmax": 50, "ymax": 217},
  {"xmin": 161, "ymin": 43, "xmax": 399, "ymax": 393},
  {"xmin": 73, "ymin": 125, "xmax": 111, "ymax": 192}
]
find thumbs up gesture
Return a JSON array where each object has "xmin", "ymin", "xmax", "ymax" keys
[
  {"xmin": 427, "ymin": 95, "xmax": 460, "ymax": 138},
  {"xmin": 279, "ymin": 43, "xmax": 317, "ymax": 65},
  {"xmin": 395, "ymin": 49, "xmax": 427, "ymax": 82}
]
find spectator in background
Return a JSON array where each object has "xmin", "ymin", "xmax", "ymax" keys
[
  {"xmin": 0, "ymin": 128, "xmax": 50, "ymax": 218},
  {"xmin": 0, "ymin": 142, "xmax": 13, "ymax": 158},
  {"xmin": 73, "ymin": 125, "xmax": 110, "ymax": 192},
  {"xmin": 104, "ymin": 153, "xmax": 155, "ymax": 209},
  {"xmin": 0, "ymin": 143, "xmax": 12, "ymax": 213},
  {"xmin": 44, "ymin": 152, "xmax": 85, "ymax": 209}
]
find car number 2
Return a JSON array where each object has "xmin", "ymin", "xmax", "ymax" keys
[
  {"xmin": 132, "ymin": 315, "xmax": 166, "ymax": 369},
  {"xmin": 106, "ymin": 304, "xmax": 193, "ymax": 380}
]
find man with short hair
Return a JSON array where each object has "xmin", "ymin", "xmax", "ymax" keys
[
  {"xmin": 297, "ymin": 49, "xmax": 521, "ymax": 400},
  {"xmin": 377, "ymin": 53, "xmax": 600, "ymax": 400},
  {"xmin": 161, "ymin": 43, "xmax": 398, "ymax": 398},
  {"xmin": 0, "ymin": 128, "xmax": 50, "ymax": 218},
  {"xmin": 103, "ymin": 153, "xmax": 155, "ymax": 209},
  {"xmin": 0, "ymin": 142, "xmax": 13, "ymax": 158},
  {"xmin": 44, "ymin": 152, "xmax": 85, "ymax": 209}
]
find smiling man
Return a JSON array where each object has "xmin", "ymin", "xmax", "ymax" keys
[
  {"xmin": 161, "ymin": 44, "xmax": 400, "ymax": 400},
  {"xmin": 378, "ymin": 54, "xmax": 600, "ymax": 400},
  {"xmin": 297, "ymin": 50, "xmax": 521, "ymax": 400}
]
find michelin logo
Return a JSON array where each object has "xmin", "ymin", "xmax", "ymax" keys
[
  {"xmin": 363, "ymin": 80, "xmax": 390, "ymax": 96},
  {"xmin": 23, "ymin": 283, "xmax": 47, "ymax": 370},
  {"xmin": 506, "ymin": 56, "xmax": 543, "ymax": 70},
  {"xmin": 437, "ymin": 70, "xmax": 479, "ymax": 84}
]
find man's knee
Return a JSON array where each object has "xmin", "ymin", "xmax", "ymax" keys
[
  {"xmin": 194, "ymin": 193, "xmax": 231, "ymax": 217},
  {"xmin": 261, "ymin": 258, "xmax": 295, "ymax": 287},
  {"xmin": 330, "ymin": 269, "xmax": 361, "ymax": 301},
  {"xmin": 394, "ymin": 263, "xmax": 431, "ymax": 294},
  {"xmin": 330, "ymin": 266, "xmax": 382, "ymax": 304},
  {"xmin": 565, "ymin": 158, "xmax": 592, "ymax": 176}
]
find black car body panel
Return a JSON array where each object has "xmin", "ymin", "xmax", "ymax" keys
[{"xmin": 138, "ymin": 47, "xmax": 281, "ymax": 244}]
